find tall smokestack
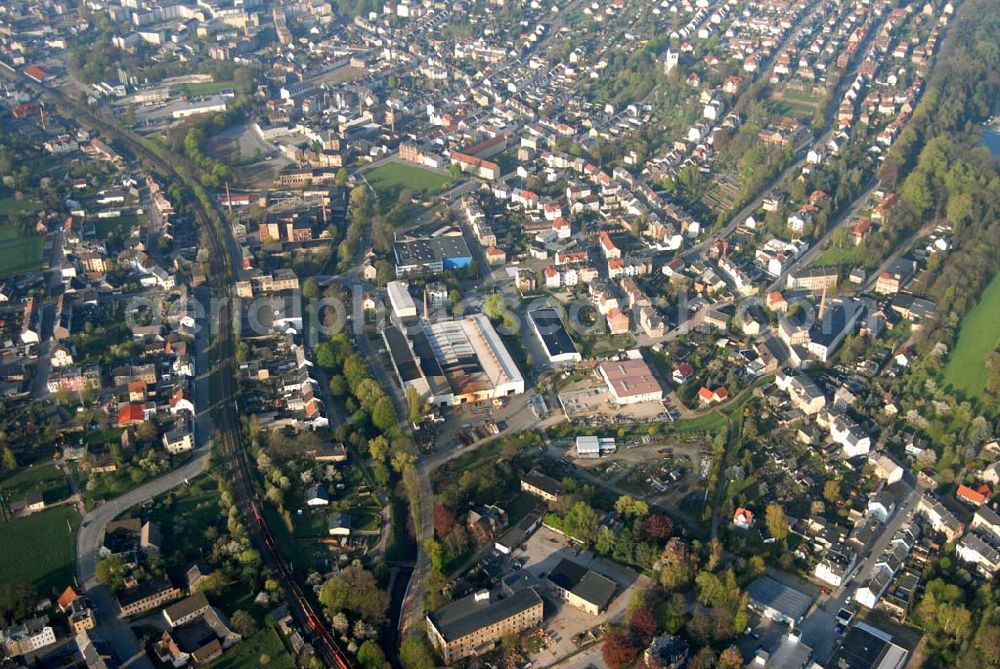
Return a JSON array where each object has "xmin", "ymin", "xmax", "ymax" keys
[
  {"xmin": 818, "ymin": 284, "xmax": 827, "ymax": 320},
  {"xmin": 423, "ymin": 286, "xmax": 429, "ymax": 321},
  {"xmin": 225, "ymin": 182, "xmax": 233, "ymax": 213}
]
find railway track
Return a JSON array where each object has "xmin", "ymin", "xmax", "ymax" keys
[{"xmin": 2, "ymin": 68, "xmax": 352, "ymax": 669}]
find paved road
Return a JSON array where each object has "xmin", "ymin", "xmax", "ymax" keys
[
  {"xmin": 765, "ymin": 180, "xmax": 878, "ymax": 294},
  {"xmin": 797, "ymin": 484, "xmax": 922, "ymax": 662},
  {"xmin": 74, "ymin": 284, "xmax": 215, "ymax": 668},
  {"xmin": 398, "ymin": 408, "xmax": 566, "ymax": 635},
  {"xmin": 31, "ymin": 229, "xmax": 65, "ymax": 399},
  {"xmin": 75, "ymin": 449, "xmax": 210, "ymax": 669}
]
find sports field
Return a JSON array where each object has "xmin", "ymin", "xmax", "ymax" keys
[
  {"xmin": 0, "ymin": 223, "xmax": 44, "ymax": 276},
  {"xmin": 365, "ymin": 161, "xmax": 450, "ymax": 197},
  {"xmin": 0, "ymin": 506, "xmax": 80, "ymax": 596},
  {"xmin": 942, "ymin": 272, "xmax": 1000, "ymax": 399},
  {"xmin": 173, "ymin": 81, "xmax": 234, "ymax": 96}
]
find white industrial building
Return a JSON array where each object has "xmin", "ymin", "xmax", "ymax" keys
[
  {"xmin": 387, "ymin": 280, "xmax": 418, "ymax": 320},
  {"xmin": 575, "ymin": 436, "xmax": 618, "ymax": 458},
  {"xmin": 383, "ymin": 315, "xmax": 525, "ymax": 407}
]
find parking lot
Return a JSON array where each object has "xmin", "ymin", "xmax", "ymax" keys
[
  {"xmin": 557, "ymin": 380, "xmax": 669, "ymax": 424},
  {"xmin": 506, "ymin": 526, "xmax": 651, "ymax": 665},
  {"xmin": 426, "ymin": 390, "xmax": 563, "ymax": 452}
]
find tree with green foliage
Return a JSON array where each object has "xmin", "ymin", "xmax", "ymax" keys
[
  {"xmin": 95, "ymin": 555, "xmax": 127, "ymax": 591},
  {"xmin": 230, "ymin": 610, "xmax": 257, "ymax": 637},
  {"xmin": 614, "ymin": 495, "xmax": 650, "ymax": 519},
  {"xmin": 823, "ymin": 479, "xmax": 841, "ymax": 504},
  {"xmin": 917, "ymin": 578, "xmax": 973, "ymax": 639},
  {"xmin": 658, "ymin": 538, "xmax": 694, "ymax": 590},
  {"xmin": 302, "ymin": 278, "xmax": 320, "ymax": 300},
  {"xmin": 318, "ymin": 567, "xmax": 389, "ymax": 624},
  {"xmin": 400, "ymin": 634, "xmax": 437, "ymax": 669},
  {"xmin": 563, "ymin": 501, "xmax": 599, "ymax": 542},
  {"xmin": 371, "ymin": 396, "xmax": 399, "ymax": 436},
  {"xmin": 329, "ymin": 375, "xmax": 348, "ymax": 397},
  {"xmin": 1, "ymin": 447, "xmax": 16, "ymax": 472},
  {"xmin": 367, "ymin": 435, "xmax": 390, "ymax": 462},
  {"xmin": 357, "ymin": 640, "xmax": 386, "ymax": 669},
  {"xmin": 424, "ymin": 539, "xmax": 444, "ymax": 572},
  {"xmin": 483, "ymin": 292, "xmax": 507, "ymax": 321},
  {"xmin": 765, "ymin": 503, "xmax": 789, "ymax": 541},
  {"xmin": 406, "ymin": 385, "xmax": 424, "ymax": 424}
]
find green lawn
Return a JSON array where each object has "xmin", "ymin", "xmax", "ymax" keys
[
  {"xmin": 671, "ymin": 410, "xmax": 728, "ymax": 435},
  {"xmin": 781, "ymin": 87, "xmax": 822, "ymax": 105},
  {"xmin": 942, "ymin": 272, "xmax": 1000, "ymax": 399},
  {"xmin": 814, "ymin": 245, "xmax": 859, "ymax": 266},
  {"xmin": 768, "ymin": 98, "xmax": 816, "ymax": 119},
  {"xmin": 365, "ymin": 161, "xmax": 451, "ymax": 198},
  {"xmin": 206, "ymin": 627, "xmax": 294, "ymax": 669},
  {"xmin": 117, "ymin": 474, "xmax": 222, "ymax": 580},
  {"xmin": 0, "ymin": 223, "xmax": 44, "ymax": 277},
  {"xmin": 0, "ymin": 506, "xmax": 80, "ymax": 596},
  {"xmin": 0, "ymin": 196, "xmax": 41, "ymax": 215},
  {"xmin": 173, "ymin": 81, "xmax": 235, "ymax": 96},
  {"xmin": 82, "ymin": 466, "xmax": 158, "ymax": 510},
  {"xmin": 0, "ymin": 464, "xmax": 71, "ymax": 505},
  {"xmin": 94, "ymin": 213, "xmax": 145, "ymax": 240}
]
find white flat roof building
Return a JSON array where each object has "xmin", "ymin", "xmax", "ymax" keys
[
  {"xmin": 387, "ymin": 280, "xmax": 418, "ymax": 320},
  {"xmin": 576, "ymin": 436, "xmax": 617, "ymax": 458}
]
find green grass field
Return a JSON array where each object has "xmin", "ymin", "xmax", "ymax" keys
[
  {"xmin": 942, "ymin": 273, "xmax": 1000, "ymax": 399},
  {"xmin": 768, "ymin": 99, "xmax": 816, "ymax": 119},
  {"xmin": 0, "ymin": 223, "xmax": 44, "ymax": 277},
  {"xmin": 780, "ymin": 87, "xmax": 822, "ymax": 105},
  {"xmin": 814, "ymin": 245, "xmax": 859, "ymax": 266},
  {"xmin": 94, "ymin": 213, "xmax": 145, "ymax": 240},
  {"xmin": 671, "ymin": 410, "xmax": 728, "ymax": 435},
  {"xmin": 206, "ymin": 627, "xmax": 294, "ymax": 669},
  {"xmin": 0, "ymin": 464, "xmax": 70, "ymax": 505},
  {"xmin": 365, "ymin": 161, "xmax": 450, "ymax": 197},
  {"xmin": 173, "ymin": 81, "xmax": 235, "ymax": 96},
  {"xmin": 0, "ymin": 506, "xmax": 80, "ymax": 596},
  {"xmin": 0, "ymin": 196, "xmax": 41, "ymax": 215},
  {"xmin": 114, "ymin": 474, "xmax": 221, "ymax": 578}
]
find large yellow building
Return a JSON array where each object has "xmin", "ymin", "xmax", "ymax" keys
[{"xmin": 426, "ymin": 588, "xmax": 543, "ymax": 664}]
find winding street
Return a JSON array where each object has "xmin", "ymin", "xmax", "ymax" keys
[
  {"xmin": 73, "ymin": 284, "xmax": 216, "ymax": 668},
  {"xmin": 74, "ymin": 448, "xmax": 210, "ymax": 669}
]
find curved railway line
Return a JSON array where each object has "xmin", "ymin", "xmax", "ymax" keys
[{"xmin": 1, "ymin": 68, "xmax": 351, "ymax": 669}]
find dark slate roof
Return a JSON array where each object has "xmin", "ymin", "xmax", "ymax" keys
[
  {"xmin": 528, "ymin": 308, "xmax": 578, "ymax": 359},
  {"xmin": 427, "ymin": 588, "xmax": 541, "ymax": 643},
  {"xmin": 546, "ymin": 558, "xmax": 616, "ymax": 609},
  {"xmin": 746, "ymin": 576, "xmax": 812, "ymax": 621}
]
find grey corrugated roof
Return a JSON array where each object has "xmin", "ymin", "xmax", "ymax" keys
[{"xmin": 746, "ymin": 576, "xmax": 812, "ymax": 621}]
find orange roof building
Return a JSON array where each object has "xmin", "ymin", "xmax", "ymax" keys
[
  {"xmin": 734, "ymin": 508, "xmax": 754, "ymax": 528},
  {"xmin": 957, "ymin": 484, "xmax": 988, "ymax": 506}
]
